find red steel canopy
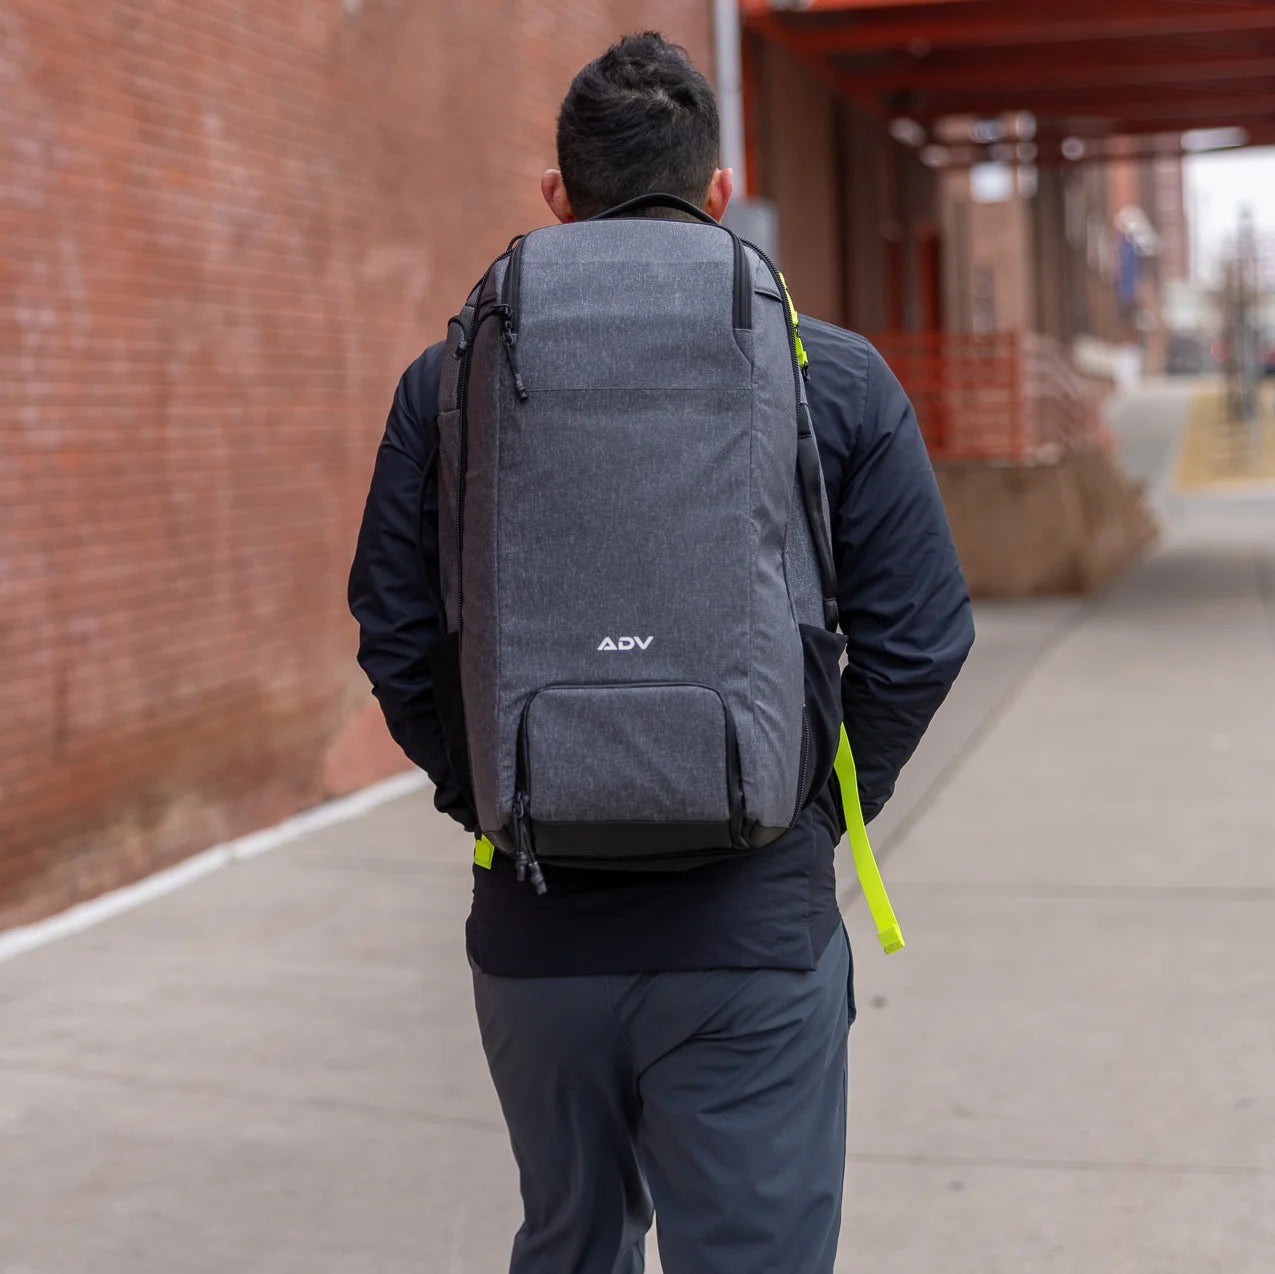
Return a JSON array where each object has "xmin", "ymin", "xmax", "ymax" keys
[{"xmin": 742, "ymin": 0, "xmax": 1275, "ymax": 159}]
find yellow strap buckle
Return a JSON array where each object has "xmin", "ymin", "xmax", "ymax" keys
[
  {"xmin": 834, "ymin": 725, "xmax": 905, "ymax": 954},
  {"xmin": 777, "ymin": 271, "xmax": 809, "ymax": 372},
  {"xmin": 474, "ymin": 835, "xmax": 495, "ymax": 869}
]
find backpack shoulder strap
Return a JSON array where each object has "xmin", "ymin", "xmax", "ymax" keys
[{"xmin": 771, "ymin": 268, "xmax": 839, "ymax": 629}]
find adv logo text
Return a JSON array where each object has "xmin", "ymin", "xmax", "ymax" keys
[{"xmin": 597, "ymin": 636, "xmax": 654, "ymax": 652}]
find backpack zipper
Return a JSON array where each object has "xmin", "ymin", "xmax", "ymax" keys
[
  {"xmin": 455, "ymin": 304, "xmax": 511, "ymax": 614},
  {"xmin": 512, "ymin": 698, "xmax": 547, "ymax": 894},
  {"xmin": 502, "ymin": 233, "xmax": 527, "ymax": 334},
  {"xmin": 451, "ymin": 247, "xmax": 517, "ymax": 604},
  {"xmin": 499, "ymin": 307, "xmax": 528, "ymax": 401},
  {"xmin": 486, "ymin": 237, "xmax": 529, "ymax": 400},
  {"xmin": 793, "ymin": 709, "xmax": 811, "ymax": 822},
  {"xmin": 731, "ymin": 234, "xmax": 751, "ymax": 331},
  {"xmin": 449, "ymin": 248, "xmax": 516, "ymax": 821}
]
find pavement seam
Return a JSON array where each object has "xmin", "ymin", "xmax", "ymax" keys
[
  {"xmin": 876, "ymin": 592, "xmax": 1109, "ymax": 864},
  {"xmin": 0, "ymin": 1057, "xmax": 507, "ymax": 1132},
  {"xmin": 847, "ymin": 1151, "xmax": 1274, "ymax": 1178},
  {"xmin": 1256, "ymin": 550, "xmax": 1275, "ymax": 657},
  {"xmin": 0, "ymin": 771, "xmax": 428, "ymax": 965}
]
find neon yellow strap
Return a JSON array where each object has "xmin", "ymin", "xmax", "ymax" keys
[
  {"xmin": 834, "ymin": 724, "xmax": 905, "ymax": 954},
  {"xmin": 474, "ymin": 835, "xmax": 495, "ymax": 869},
  {"xmin": 777, "ymin": 271, "xmax": 809, "ymax": 372}
]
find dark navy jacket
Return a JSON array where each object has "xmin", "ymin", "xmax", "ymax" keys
[{"xmin": 348, "ymin": 316, "xmax": 974, "ymax": 977}]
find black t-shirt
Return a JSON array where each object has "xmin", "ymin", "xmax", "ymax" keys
[{"xmin": 466, "ymin": 788, "xmax": 843, "ymax": 976}]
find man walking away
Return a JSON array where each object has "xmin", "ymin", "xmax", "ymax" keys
[{"xmin": 348, "ymin": 31, "xmax": 974, "ymax": 1274}]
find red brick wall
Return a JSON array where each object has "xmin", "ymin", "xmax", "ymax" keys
[
  {"xmin": 751, "ymin": 36, "xmax": 841, "ymax": 322},
  {"xmin": 0, "ymin": 0, "xmax": 713, "ymax": 926}
]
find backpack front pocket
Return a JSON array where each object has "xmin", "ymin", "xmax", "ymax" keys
[{"xmin": 517, "ymin": 682, "xmax": 742, "ymax": 866}]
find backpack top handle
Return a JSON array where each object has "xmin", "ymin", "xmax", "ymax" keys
[{"xmin": 590, "ymin": 192, "xmax": 720, "ymax": 226}]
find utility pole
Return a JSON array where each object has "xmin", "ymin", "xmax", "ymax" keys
[{"xmin": 1222, "ymin": 206, "xmax": 1259, "ymax": 465}]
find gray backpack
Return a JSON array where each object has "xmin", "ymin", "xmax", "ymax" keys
[{"xmin": 432, "ymin": 194, "xmax": 846, "ymax": 891}]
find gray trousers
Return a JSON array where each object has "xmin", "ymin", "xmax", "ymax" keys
[{"xmin": 471, "ymin": 927, "xmax": 852, "ymax": 1274}]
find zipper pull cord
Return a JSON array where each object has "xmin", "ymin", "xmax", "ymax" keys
[
  {"xmin": 525, "ymin": 851, "xmax": 547, "ymax": 896},
  {"xmin": 500, "ymin": 311, "xmax": 529, "ymax": 401},
  {"xmin": 513, "ymin": 793, "xmax": 547, "ymax": 895},
  {"xmin": 446, "ymin": 314, "xmax": 469, "ymax": 357}
]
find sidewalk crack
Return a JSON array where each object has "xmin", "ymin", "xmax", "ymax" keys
[{"xmin": 1256, "ymin": 552, "xmax": 1275, "ymax": 658}]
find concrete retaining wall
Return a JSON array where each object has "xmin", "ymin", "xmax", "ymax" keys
[{"xmin": 937, "ymin": 449, "xmax": 1158, "ymax": 597}]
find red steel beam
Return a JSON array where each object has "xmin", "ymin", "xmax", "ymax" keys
[
  {"xmin": 909, "ymin": 89, "xmax": 1275, "ymax": 124},
  {"xmin": 935, "ymin": 122, "xmax": 1275, "ymax": 166},
  {"xmin": 739, "ymin": 0, "xmax": 976, "ymax": 11},
  {"xmin": 759, "ymin": 0, "xmax": 1275, "ymax": 55},
  {"xmin": 750, "ymin": 11, "xmax": 889, "ymax": 117},
  {"xmin": 744, "ymin": 1, "xmax": 1275, "ymax": 154},
  {"xmin": 849, "ymin": 53, "xmax": 1275, "ymax": 98},
  {"xmin": 1034, "ymin": 111, "xmax": 1275, "ymax": 138}
]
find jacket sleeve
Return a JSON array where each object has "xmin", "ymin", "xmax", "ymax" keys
[
  {"xmin": 831, "ymin": 343, "xmax": 975, "ymax": 823},
  {"xmin": 347, "ymin": 346, "xmax": 475, "ymax": 829}
]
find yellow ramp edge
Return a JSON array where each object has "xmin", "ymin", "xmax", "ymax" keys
[{"xmin": 1176, "ymin": 381, "xmax": 1275, "ymax": 494}]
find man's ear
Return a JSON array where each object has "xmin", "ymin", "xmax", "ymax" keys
[
  {"xmin": 704, "ymin": 168, "xmax": 734, "ymax": 223},
  {"xmin": 541, "ymin": 170, "xmax": 574, "ymax": 223}
]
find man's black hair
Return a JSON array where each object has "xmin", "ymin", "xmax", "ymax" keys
[{"xmin": 556, "ymin": 32, "xmax": 720, "ymax": 220}]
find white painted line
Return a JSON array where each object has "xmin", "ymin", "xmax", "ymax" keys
[{"xmin": 0, "ymin": 769, "xmax": 428, "ymax": 965}]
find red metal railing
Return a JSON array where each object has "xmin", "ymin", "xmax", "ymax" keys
[{"xmin": 867, "ymin": 331, "xmax": 1111, "ymax": 464}]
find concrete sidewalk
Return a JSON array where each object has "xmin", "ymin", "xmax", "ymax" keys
[
  {"xmin": 837, "ymin": 496, "xmax": 1275, "ymax": 1273},
  {"xmin": 3, "ymin": 477, "xmax": 1274, "ymax": 1269}
]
